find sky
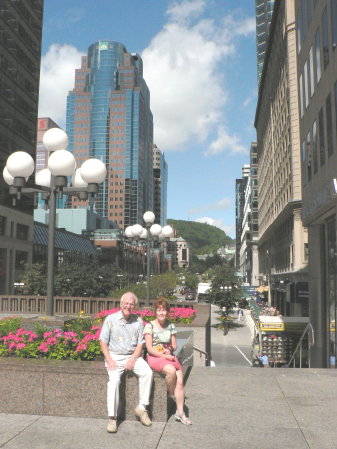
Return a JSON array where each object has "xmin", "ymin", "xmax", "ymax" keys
[{"xmin": 39, "ymin": 0, "xmax": 258, "ymax": 238}]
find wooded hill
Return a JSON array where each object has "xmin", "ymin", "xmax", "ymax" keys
[{"xmin": 167, "ymin": 219, "xmax": 233, "ymax": 256}]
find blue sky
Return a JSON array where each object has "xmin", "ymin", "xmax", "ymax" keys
[{"xmin": 39, "ymin": 0, "xmax": 258, "ymax": 237}]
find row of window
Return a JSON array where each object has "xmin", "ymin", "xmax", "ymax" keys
[
  {"xmin": 302, "ymin": 82, "xmax": 337, "ymax": 182},
  {"xmin": 0, "ymin": 216, "xmax": 29, "ymax": 240}
]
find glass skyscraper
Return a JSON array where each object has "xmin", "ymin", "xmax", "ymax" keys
[
  {"xmin": 255, "ymin": 0, "xmax": 275, "ymax": 85},
  {"xmin": 66, "ymin": 41, "xmax": 154, "ymax": 228}
]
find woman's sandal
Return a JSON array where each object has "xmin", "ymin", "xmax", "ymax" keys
[{"xmin": 175, "ymin": 413, "xmax": 192, "ymax": 425}]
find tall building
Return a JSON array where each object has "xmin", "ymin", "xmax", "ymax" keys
[
  {"xmin": 255, "ymin": 0, "xmax": 275, "ymax": 85},
  {"xmin": 0, "ymin": 1, "xmax": 43, "ymax": 293},
  {"xmin": 153, "ymin": 144, "xmax": 168, "ymax": 226},
  {"xmin": 235, "ymin": 165, "xmax": 250, "ymax": 269},
  {"xmin": 255, "ymin": 0, "xmax": 308, "ymax": 316},
  {"xmin": 36, "ymin": 117, "xmax": 61, "ymax": 172},
  {"xmin": 296, "ymin": 0, "xmax": 337, "ymax": 367},
  {"xmin": 239, "ymin": 143, "xmax": 259, "ymax": 286},
  {"xmin": 66, "ymin": 41, "xmax": 154, "ymax": 228}
]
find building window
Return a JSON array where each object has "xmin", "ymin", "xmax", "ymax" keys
[
  {"xmin": 309, "ymin": 46, "xmax": 314, "ymax": 96},
  {"xmin": 0, "ymin": 216, "xmax": 6, "ymax": 236},
  {"xmin": 297, "ymin": 5, "xmax": 302, "ymax": 54},
  {"xmin": 326, "ymin": 94, "xmax": 333, "ymax": 157},
  {"xmin": 307, "ymin": 131, "xmax": 312, "ymax": 180},
  {"xmin": 16, "ymin": 224, "xmax": 29, "ymax": 240},
  {"xmin": 322, "ymin": 8, "xmax": 329, "ymax": 69},
  {"xmin": 304, "ymin": 60, "xmax": 309, "ymax": 108},
  {"xmin": 301, "ymin": 0, "xmax": 307, "ymax": 42},
  {"xmin": 315, "ymin": 27, "xmax": 321, "ymax": 83},
  {"xmin": 319, "ymin": 107, "xmax": 325, "ymax": 166},
  {"xmin": 312, "ymin": 120, "xmax": 318, "ymax": 174},
  {"xmin": 307, "ymin": 0, "xmax": 312, "ymax": 24},
  {"xmin": 332, "ymin": 0, "xmax": 337, "ymax": 48},
  {"xmin": 299, "ymin": 73, "xmax": 304, "ymax": 118},
  {"xmin": 15, "ymin": 251, "xmax": 28, "ymax": 270},
  {"xmin": 302, "ymin": 139, "xmax": 307, "ymax": 184}
]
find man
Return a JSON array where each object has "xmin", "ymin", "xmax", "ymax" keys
[{"xmin": 99, "ymin": 292, "xmax": 153, "ymax": 433}]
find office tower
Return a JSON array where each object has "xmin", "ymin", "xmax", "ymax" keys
[
  {"xmin": 36, "ymin": 118, "xmax": 61, "ymax": 172},
  {"xmin": 0, "ymin": 1, "xmax": 43, "ymax": 294},
  {"xmin": 153, "ymin": 144, "xmax": 168, "ymax": 226},
  {"xmin": 235, "ymin": 165, "xmax": 250, "ymax": 269},
  {"xmin": 0, "ymin": 0, "xmax": 44, "ymax": 211},
  {"xmin": 255, "ymin": 0, "xmax": 275, "ymax": 85},
  {"xmin": 66, "ymin": 41, "xmax": 154, "ymax": 228}
]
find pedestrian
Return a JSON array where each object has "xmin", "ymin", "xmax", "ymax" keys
[
  {"xmin": 237, "ymin": 308, "xmax": 244, "ymax": 321},
  {"xmin": 99, "ymin": 291, "xmax": 153, "ymax": 433},
  {"xmin": 144, "ymin": 298, "xmax": 192, "ymax": 425}
]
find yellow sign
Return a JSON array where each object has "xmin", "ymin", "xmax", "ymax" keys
[{"xmin": 259, "ymin": 322, "xmax": 285, "ymax": 331}]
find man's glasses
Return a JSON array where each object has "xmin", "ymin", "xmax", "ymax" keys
[{"xmin": 122, "ymin": 301, "xmax": 136, "ymax": 307}]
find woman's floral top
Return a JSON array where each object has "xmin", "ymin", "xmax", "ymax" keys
[{"xmin": 144, "ymin": 321, "xmax": 177, "ymax": 353}]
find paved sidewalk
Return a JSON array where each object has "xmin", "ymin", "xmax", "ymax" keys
[{"xmin": 1, "ymin": 366, "xmax": 337, "ymax": 449}]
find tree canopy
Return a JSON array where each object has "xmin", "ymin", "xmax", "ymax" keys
[{"xmin": 167, "ymin": 219, "xmax": 233, "ymax": 255}]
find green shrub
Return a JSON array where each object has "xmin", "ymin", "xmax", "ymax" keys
[{"xmin": 0, "ymin": 317, "xmax": 21, "ymax": 337}]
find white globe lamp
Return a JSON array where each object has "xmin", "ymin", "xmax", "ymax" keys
[
  {"xmin": 48, "ymin": 150, "xmax": 76, "ymax": 176},
  {"xmin": 43, "ymin": 128, "xmax": 69, "ymax": 152}
]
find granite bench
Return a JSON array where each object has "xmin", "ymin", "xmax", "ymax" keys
[{"xmin": 0, "ymin": 331, "xmax": 193, "ymax": 422}]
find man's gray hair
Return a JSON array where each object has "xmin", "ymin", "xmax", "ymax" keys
[{"xmin": 120, "ymin": 291, "xmax": 138, "ymax": 305}]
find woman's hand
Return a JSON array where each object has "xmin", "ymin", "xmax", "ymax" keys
[{"xmin": 163, "ymin": 354, "xmax": 175, "ymax": 361}]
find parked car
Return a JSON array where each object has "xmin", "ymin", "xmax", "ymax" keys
[{"xmin": 185, "ymin": 290, "xmax": 196, "ymax": 301}]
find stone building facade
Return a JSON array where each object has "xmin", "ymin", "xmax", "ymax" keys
[
  {"xmin": 255, "ymin": 0, "xmax": 308, "ymax": 316},
  {"xmin": 296, "ymin": 0, "xmax": 337, "ymax": 367}
]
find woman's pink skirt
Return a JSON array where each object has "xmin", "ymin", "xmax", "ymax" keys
[{"xmin": 146, "ymin": 354, "xmax": 182, "ymax": 372}]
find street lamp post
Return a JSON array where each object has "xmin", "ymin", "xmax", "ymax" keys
[
  {"xmin": 3, "ymin": 128, "xmax": 107, "ymax": 316},
  {"xmin": 124, "ymin": 211, "xmax": 173, "ymax": 301}
]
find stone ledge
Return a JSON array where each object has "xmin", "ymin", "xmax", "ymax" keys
[{"xmin": 0, "ymin": 331, "xmax": 193, "ymax": 422}]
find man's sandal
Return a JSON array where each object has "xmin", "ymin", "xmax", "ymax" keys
[{"xmin": 175, "ymin": 413, "xmax": 192, "ymax": 425}]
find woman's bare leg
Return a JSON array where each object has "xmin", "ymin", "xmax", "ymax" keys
[
  {"xmin": 174, "ymin": 369, "xmax": 185, "ymax": 415},
  {"xmin": 162, "ymin": 364, "xmax": 177, "ymax": 396}
]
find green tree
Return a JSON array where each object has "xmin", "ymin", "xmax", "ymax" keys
[
  {"xmin": 167, "ymin": 219, "xmax": 233, "ymax": 256},
  {"xmin": 21, "ymin": 262, "xmax": 128, "ymax": 297},
  {"xmin": 21, "ymin": 262, "xmax": 47, "ymax": 295},
  {"xmin": 207, "ymin": 264, "xmax": 242, "ymax": 317}
]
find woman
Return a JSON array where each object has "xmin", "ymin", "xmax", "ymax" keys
[{"xmin": 144, "ymin": 298, "xmax": 192, "ymax": 425}]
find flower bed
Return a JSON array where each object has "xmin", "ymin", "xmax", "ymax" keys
[{"xmin": 0, "ymin": 307, "xmax": 196, "ymax": 361}]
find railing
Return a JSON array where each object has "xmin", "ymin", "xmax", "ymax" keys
[
  {"xmin": 193, "ymin": 345, "xmax": 210, "ymax": 366},
  {"xmin": 0, "ymin": 295, "xmax": 197, "ymax": 316},
  {"xmin": 286, "ymin": 323, "xmax": 313, "ymax": 368}
]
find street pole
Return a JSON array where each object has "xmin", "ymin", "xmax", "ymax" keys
[
  {"xmin": 46, "ymin": 180, "xmax": 56, "ymax": 317},
  {"xmin": 146, "ymin": 224, "xmax": 151, "ymax": 302}
]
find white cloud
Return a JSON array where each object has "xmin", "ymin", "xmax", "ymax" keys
[
  {"xmin": 205, "ymin": 127, "xmax": 248, "ymax": 155},
  {"xmin": 38, "ymin": 44, "xmax": 84, "ymax": 127},
  {"xmin": 188, "ymin": 197, "xmax": 232, "ymax": 215},
  {"xmin": 223, "ymin": 15, "xmax": 256, "ymax": 38},
  {"xmin": 194, "ymin": 216, "xmax": 234, "ymax": 236},
  {"xmin": 142, "ymin": 1, "xmax": 254, "ymax": 152},
  {"xmin": 167, "ymin": 0, "xmax": 206, "ymax": 23}
]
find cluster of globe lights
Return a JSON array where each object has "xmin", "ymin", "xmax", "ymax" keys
[
  {"xmin": 3, "ymin": 127, "xmax": 107, "ymax": 199},
  {"xmin": 124, "ymin": 211, "xmax": 174, "ymax": 242}
]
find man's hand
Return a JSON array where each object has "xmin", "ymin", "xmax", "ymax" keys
[
  {"xmin": 106, "ymin": 357, "xmax": 118, "ymax": 371},
  {"xmin": 125, "ymin": 357, "xmax": 136, "ymax": 371}
]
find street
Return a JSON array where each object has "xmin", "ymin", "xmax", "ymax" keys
[{"xmin": 210, "ymin": 304, "xmax": 253, "ymax": 367}]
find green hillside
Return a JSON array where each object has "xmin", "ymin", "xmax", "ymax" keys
[{"xmin": 167, "ymin": 219, "xmax": 233, "ymax": 255}]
